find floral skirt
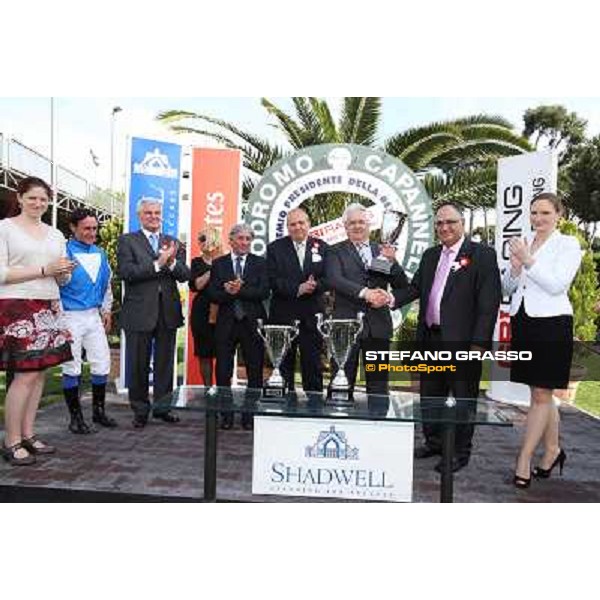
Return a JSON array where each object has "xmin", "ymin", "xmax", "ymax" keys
[{"xmin": 0, "ymin": 299, "xmax": 73, "ymax": 372}]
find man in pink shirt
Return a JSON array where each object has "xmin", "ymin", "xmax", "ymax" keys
[{"xmin": 394, "ymin": 203, "xmax": 501, "ymax": 473}]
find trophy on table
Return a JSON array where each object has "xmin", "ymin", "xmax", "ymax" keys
[
  {"xmin": 256, "ymin": 320, "xmax": 300, "ymax": 399},
  {"xmin": 369, "ymin": 209, "xmax": 408, "ymax": 278},
  {"xmin": 316, "ymin": 312, "xmax": 364, "ymax": 404}
]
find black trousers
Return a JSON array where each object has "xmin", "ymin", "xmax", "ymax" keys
[
  {"xmin": 419, "ymin": 327, "xmax": 480, "ymax": 459},
  {"xmin": 125, "ymin": 308, "xmax": 177, "ymax": 420},
  {"xmin": 343, "ymin": 337, "xmax": 390, "ymax": 396},
  {"xmin": 215, "ymin": 318, "xmax": 264, "ymax": 389},
  {"xmin": 280, "ymin": 323, "xmax": 323, "ymax": 393}
]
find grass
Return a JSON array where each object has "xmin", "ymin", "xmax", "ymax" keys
[
  {"xmin": 574, "ymin": 380, "xmax": 600, "ymax": 416},
  {"xmin": 2, "ymin": 348, "xmax": 599, "ymax": 419},
  {"xmin": 0, "ymin": 365, "xmax": 92, "ymax": 419}
]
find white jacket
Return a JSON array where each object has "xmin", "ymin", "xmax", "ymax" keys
[{"xmin": 501, "ymin": 231, "xmax": 582, "ymax": 317}]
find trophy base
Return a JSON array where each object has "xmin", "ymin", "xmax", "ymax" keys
[
  {"xmin": 369, "ymin": 257, "xmax": 393, "ymax": 276},
  {"xmin": 327, "ymin": 388, "xmax": 354, "ymax": 406},
  {"xmin": 368, "ymin": 263, "xmax": 394, "ymax": 291},
  {"xmin": 261, "ymin": 384, "xmax": 287, "ymax": 401}
]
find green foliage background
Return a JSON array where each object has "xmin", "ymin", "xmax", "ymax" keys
[
  {"xmin": 558, "ymin": 220, "xmax": 599, "ymax": 341},
  {"xmin": 98, "ymin": 217, "xmax": 124, "ymax": 337}
]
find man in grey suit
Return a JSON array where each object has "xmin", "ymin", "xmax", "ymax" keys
[
  {"xmin": 326, "ymin": 203, "xmax": 408, "ymax": 396},
  {"xmin": 118, "ymin": 198, "xmax": 190, "ymax": 427}
]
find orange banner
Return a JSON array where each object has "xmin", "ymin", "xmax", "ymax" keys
[{"xmin": 186, "ymin": 148, "xmax": 242, "ymax": 385}]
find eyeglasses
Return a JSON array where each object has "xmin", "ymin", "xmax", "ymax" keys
[{"xmin": 435, "ymin": 219, "xmax": 461, "ymax": 227}]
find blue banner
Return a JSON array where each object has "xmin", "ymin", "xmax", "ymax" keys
[
  {"xmin": 120, "ymin": 136, "xmax": 182, "ymax": 392},
  {"xmin": 127, "ymin": 137, "xmax": 181, "ymax": 236}
]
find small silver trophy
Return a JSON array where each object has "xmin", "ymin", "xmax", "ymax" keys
[
  {"xmin": 257, "ymin": 320, "xmax": 300, "ymax": 399},
  {"xmin": 316, "ymin": 312, "xmax": 364, "ymax": 404},
  {"xmin": 369, "ymin": 209, "xmax": 408, "ymax": 276}
]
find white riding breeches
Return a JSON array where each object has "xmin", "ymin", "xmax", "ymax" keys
[{"xmin": 61, "ymin": 309, "xmax": 111, "ymax": 377}]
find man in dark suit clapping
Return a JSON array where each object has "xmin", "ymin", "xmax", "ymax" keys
[
  {"xmin": 326, "ymin": 203, "xmax": 408, "ymax": 397},
  {"xmin": 208, "ymin": 223, "xmax": 269, "ymax": 429},
  {"xmin": 266, "ymin": 208, "xmax": 328, "ymax": 393},
  {"xmin": 393, "ymin": 202, "xmax": 501, "ymax": 473},
  {"xmin": 118, "ymin": 198, "xmax": 191, "ymax": 428}
]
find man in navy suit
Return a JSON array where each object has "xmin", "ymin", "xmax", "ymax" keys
[
  {"xmin": 326, "ymin": 203, "xmax": 408, "ymax": 397},
  {"xmin": 393, "ymin": 202, "xmax": 501, "ymax": 473},
  {"xmin": 117, "ymin": 198, "xmax": 190, "ymax": 428},
  {"xmin": 266, "ymin": 208, "xmax": 328, "ymax": 393},
  {"xmin": 208, "ymin": 223, "xmax": 269, "ymax": 429}
]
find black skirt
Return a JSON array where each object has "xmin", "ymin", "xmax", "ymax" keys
[{"xmin": 510, "ymin": 303, "xmax": 574, "ymax": 390}]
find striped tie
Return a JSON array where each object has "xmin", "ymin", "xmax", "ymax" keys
[
  {"xmin": 150, "ymin": 233, "xmax": 159, "ymax": 254},
  {"xmin": 357, "ymin": 243, "xmax": 370, "ymax": 268}
]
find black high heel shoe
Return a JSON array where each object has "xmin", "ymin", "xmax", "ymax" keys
[
  {"xmin": 533, "ymin": 449, "xmax": 567, "ymax": 479},
  {"xmin": 513, "ymin": 474, "xmax": 531, "ymax": 489}
]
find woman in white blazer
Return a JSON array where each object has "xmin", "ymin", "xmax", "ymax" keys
[{"xmin": 502, "ymin": 193, "xmax": 582, "ymax": 489}]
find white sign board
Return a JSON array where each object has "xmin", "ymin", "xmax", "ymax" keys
[
  {"xmin": 309, "ymin": 205, "xmax": 384, "ymax": 245},
  {"xmin": 252, "ymin": 417, "xmax": 414, "ymax": 502},
  {"xmin": 489, "ymin": 151, "xmax": 558, "ymax": 406}
]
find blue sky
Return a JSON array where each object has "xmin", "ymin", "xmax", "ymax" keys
[{"xmin": 1, "ymin": 97, "xmax": 599, "ymax": 192}]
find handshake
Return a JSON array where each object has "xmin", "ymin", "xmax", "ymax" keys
[{"xmin": 364, "ymin": 287, "xmax": 394, "ymax": 309}]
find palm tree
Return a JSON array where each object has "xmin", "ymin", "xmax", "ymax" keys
[{"xmin": 157, "ymin": 98, "xmax": 531, "ymax": 224}]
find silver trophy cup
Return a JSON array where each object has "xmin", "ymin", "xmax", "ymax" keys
[
  {"xmin": 256, "ymin": 320, "xmax": 300, "ymax": 399},
  {"xmin": 316, "ymin": 312, "xmax": 364, "ymax": 404},
  {"xmin": 370, "ymin": 209, "xmax": 408, "ymax": 276}
]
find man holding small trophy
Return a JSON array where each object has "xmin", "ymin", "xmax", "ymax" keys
[{"xmin": 324, "ymin": 203, "xmax": 408, "ymax": 401}]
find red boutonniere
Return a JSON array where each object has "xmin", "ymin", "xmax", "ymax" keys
[
  {"xmin": 311, "ymin": 242, "xmax": 320, "ymax": 253},
  {"xmin": 451, "ymin": 255, "xmax": 472, "ymax": 272}
]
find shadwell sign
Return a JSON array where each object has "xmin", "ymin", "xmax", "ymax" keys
[{"xmin": 252, "ymin": 417, "xmax": 414, "ymax": 502}]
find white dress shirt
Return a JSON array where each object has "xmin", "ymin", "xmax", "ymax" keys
[
  {"xmin": 501, "ymin": 230, "xmax": 582, "ymax": 317},
  {"xmin": 295, "ymin": 240, "xmax": 306, "ymax": 267},
  {"xmin": 142, "ymin": 229, "xmax": 177, "ymax": 272},
  {"xmin": 230, "ymin": 252, "xmax": 247, "ymax": 276}
]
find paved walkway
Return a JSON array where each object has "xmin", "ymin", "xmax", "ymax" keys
[{"xmin": 1, "ymin": 392, "xmax": 599, "ymax": 502}]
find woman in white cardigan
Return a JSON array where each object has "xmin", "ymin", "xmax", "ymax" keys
[
  {"xmin": 0, "ymin": 177, "xmax": 76, "ymax": 466},
  {"xmin": 502, "ymin": 193, "xmax": 582, "ymax": 489}
]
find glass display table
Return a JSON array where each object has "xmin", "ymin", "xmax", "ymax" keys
[{"xmin": 154, "ymin": 386, "xmax": 513, "ymax": 503}]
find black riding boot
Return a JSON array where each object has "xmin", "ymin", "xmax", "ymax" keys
[
  {"xmin": 64, "ymin": 386, "xmax": 93, "ymax": 434},
  {"xmin": 92, "ymin": 383, "xmax": 117, "ymax": 428}
]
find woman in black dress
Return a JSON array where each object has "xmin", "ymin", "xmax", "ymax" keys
[
  {"xmin": 189, "ymin": 229, "xmax": 222, "ymax": 386},
  {"xmin": 502, "ymin": 193, "xmax": 582, "ymax": 488}
]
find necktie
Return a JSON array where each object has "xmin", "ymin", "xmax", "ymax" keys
[
  {"xmin": 296, "ymin": 242, "xmax": 305, "ymax": 267},
  {"xmin": 150, "ymin": 233, "xmax": 159, "ymax": 254},
  {"xmin": 233, "ymin": 255, "xmax": 245, "ymax": 320},
  {"xmin": 357, "ymin": 243, "xmax": 370, "ymax": 268},
  {"xmin": 235, "ymin": 255, "xmax": 244, "ymax": 278},
  {"xmin": 425, "ymin": 247, "xmax": 453, "ymax": 327}
]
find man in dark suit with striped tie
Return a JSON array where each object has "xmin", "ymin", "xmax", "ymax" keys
[
  {"xmin": 208, "ymin": 223, "xmax": 269, "ymax": 429},
  {"xmin": 266, "ymin": 208, "xmax": 329, "ymax": 393},
  {"xmin": 325, "ymin": 203, "xmax": 408, "ymax": 397},
  {"xmin": 117, "ymin": 198, "xmax": 190, "ymax": 428}
]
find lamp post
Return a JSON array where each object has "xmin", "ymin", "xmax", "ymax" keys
[
  {"xmin": 110, "ymin": 106, "xmax": 122, "ymax": 191},
  {"xmin": 89, "ymin": 149, "xmax": 100, "ymax": 188},
  {"xmin": 50, "ymin": 97, "xmax": 57, "ymax": 227}
]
